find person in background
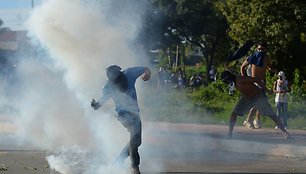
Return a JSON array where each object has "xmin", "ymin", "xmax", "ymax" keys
[
  {"xmin": 273, "ymin": 71, "xmax": 290, "ymax": 130},
  {"xmin": 209, "ymin": 65, "xmax": 217, "ymax": 82},
  {"xmin": 220, "ymin": 70, "xmax": 290, "ymax": 139},
  {"xmin": 91, "ymin": 65, "xmax": 151, "ymax": 174},
  {"xmin": 240, "ymin": 41, "xmax": 273, "ymax": 129},
  {"xmin": 189, "ymin": 72, "xmax": 204, "ymax": 88}
]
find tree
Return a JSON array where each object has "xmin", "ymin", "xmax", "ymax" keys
[
  {"xmin": 216, "ymin": 0, "xmax": 306, "ymax": 80},
  {"xmin": 140, "ymin": 0, "xmax": 229, "ymax": 77}
]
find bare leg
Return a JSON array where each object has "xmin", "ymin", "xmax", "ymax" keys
[
  {"xmin": 246, "ymin": 107, "xmax": 258, "ymax": 124},
  {"xmin": 253, "ymin": 110, "xmax": 262, "ymax": 128},
  {"xmin": 243, "ymin": 107, "xmax": 255, "ymax": 129},
  {"xmin": 246, "ymin": 107, "xmax": 256, "ymax": 124}
]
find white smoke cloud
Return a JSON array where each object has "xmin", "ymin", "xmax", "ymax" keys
[
  {"xmin": 0, "ymin": 0, "xmax": 151, "ymax": 173},
  {"xmin": 26, "ymin": 0, "xmax": 141, "ymax": 102}
]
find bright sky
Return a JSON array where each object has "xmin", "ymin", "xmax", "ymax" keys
[{"xmin": 0, "ymin": 0, "xmax": 43, "ymax": 30}]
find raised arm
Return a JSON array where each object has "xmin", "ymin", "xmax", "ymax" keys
[
  {"xmin": 240, "ymin": 59, "xmax": 249, "ymax": 76},
  {"xmin": 273, "ymin": 81, "xmax": 279, "ymax": 93}
]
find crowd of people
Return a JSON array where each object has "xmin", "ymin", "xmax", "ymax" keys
[
  {"xmin": 157, "ymin": 67, "xmax": 186, "ymax": 89},
  {"xmin": 157, "ymin": 66, "xmax": 217, "ymax": 90}
]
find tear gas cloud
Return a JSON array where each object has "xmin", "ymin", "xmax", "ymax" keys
[
  {"xmin": 1, "ymin": 0, "xmax": 151, "ymax": 173},
  {"xmin": 27, "ymin": 0, "xmax": 145, "ymax": 102}
]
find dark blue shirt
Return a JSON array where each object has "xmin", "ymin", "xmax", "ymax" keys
[{"xmin": 247, "ymin": 51, "xmax": 265, "ymax": 67}]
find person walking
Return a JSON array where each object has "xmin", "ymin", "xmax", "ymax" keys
[
  {"xmin": 91, "ymin": 65, "xmax": 151, "ymax": 174},
  {"xmin": 220, "ymin": 70, "xmax": 290, "ymax": 139},
  {"xmin": 273, "ymin": 71, "xmax": 290, "ymax": 130}
]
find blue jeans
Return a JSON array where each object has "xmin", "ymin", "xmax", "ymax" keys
[
  {"xmin": 276, "ymin": 102, "xmax": 288, "ymax": 127},
  {"xmin": 116, "ymin": 111, "xmax": 142, "ymax": 168}
]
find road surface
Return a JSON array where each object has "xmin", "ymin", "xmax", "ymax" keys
[{"xmin": 0, "ymin": 122, "xmax": 306, "ymax": 173}]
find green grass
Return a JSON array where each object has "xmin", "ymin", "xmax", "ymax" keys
[{"xmin": 142, "ymin": 82, "xmax": 306, "ymax": 130}]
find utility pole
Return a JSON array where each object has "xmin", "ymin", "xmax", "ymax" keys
[
  {"xmin": 175, "ymin": 45, "xmax": 179, "ymax": 70},
  {"xmin": 31, "ymin": 0, "xmax": 34, "ymax": 8}
]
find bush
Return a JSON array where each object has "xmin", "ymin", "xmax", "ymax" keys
[{"xmin": 188, "ymin": 80, "xmax": 236, "ymax": 111}]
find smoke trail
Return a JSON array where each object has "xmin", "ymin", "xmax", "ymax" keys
[
  {"xmin": 27, "ymin": 0, "xmax": 142, "ymax": 102},
  {"xmin": 0, "ymin": 0, "xmax": 150, "ymax": 173}
]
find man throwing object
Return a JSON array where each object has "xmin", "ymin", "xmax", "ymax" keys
[
  {"xmin": 220, "ymin": 70, "xmax": 290, "ymax": 139},
  {"xmin": 91, "ymin": 65, "xmax": 151, "ymax": 174}
]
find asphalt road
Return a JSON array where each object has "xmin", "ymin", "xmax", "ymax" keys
[
  {"xmin": 141, "ymin": 147, "xmax": 305, "ymax": 173},
  {"xmin": 140, "ymin": 123, "xmax": 306, "ymax": 174},
  {"xmin": 0, "ymin": 149, "xmax": 305, "ymax": 174},
  {"xmin": 0, "ymin": 122, "xmax": 306, "ymax": 173}
]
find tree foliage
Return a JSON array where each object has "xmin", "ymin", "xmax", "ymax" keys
[
  {"xmin": 140, "ymin": 0, "xmax": 230, "ymax": 75},
  {"xmin": 139, "ymin": 0, "xmax": 306, "ymax": 81},
  {"xmin": 216, "ymin": 0, "xmax": 306, "ymax": 80}
]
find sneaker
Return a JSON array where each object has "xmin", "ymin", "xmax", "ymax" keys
[
  {"xmin": 253, "ymin": 120, "xmax": 262, "ymax": 129},
  {"xmin": 243, "ymin": 121, "xmax": 254, "ymax": 129},
  {"xmin": 131, "ymin": 166, "xmax": 141, "ymax": 174},
  {"xmin": 274, "ymin": 126, "xmax": 278, "ymax": 129}
]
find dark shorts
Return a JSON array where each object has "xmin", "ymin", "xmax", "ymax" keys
[{"xmin": 233, "ymin": 92, "xmax": 275, "ymax": 116}]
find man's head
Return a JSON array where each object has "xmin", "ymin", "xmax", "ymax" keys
[
  {"xmin": 106, "ymin": 65, "xmax": 122, "ymax": 81},
  {"xmin": 256, "ymin": 41, "xmax": 267, "ymax": 53},
  {"xmin": 220, "ymin": 70, "xmax": 236, "ymax": 84},
  {"xmin": 278, "ymin": 71, "xmax": 286, "ymax": 81},
  {"xmin": 106, "ymin": 65, "xmax": 128, "ymax": 92}
]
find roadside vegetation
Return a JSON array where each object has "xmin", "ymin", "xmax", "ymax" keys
[{"xmin": 143, "ymin": 66, "xmax": 306, "ymax": 130}]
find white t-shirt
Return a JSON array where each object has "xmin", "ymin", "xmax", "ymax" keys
[{"xmin": 275, "ymin": 79, "xmax": 288, "ymax": 103}]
